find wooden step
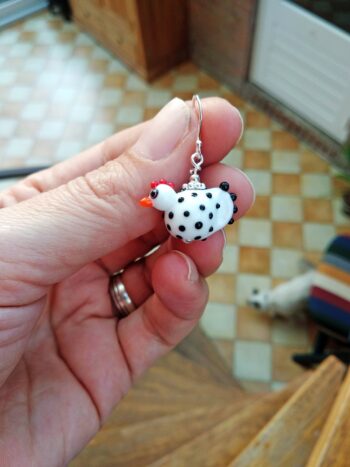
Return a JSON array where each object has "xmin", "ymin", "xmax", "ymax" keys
[
  {"xmin": 70, "ymin": 399, "xmax": 256, "ymax": 467},
  {"xmin": 149, "ymin": 373, "xmax": 309, "ymax": 467},
  {"xmin": 176, "ymin": 326, "xmax": 240, "ymax": 388},
  {"xmin": 231, "ymin": 356, "xmax": 346, "ymax": 467},
  {"xmin": 306, "ymin": 367, "xmax": 350, "ymax": 467}
]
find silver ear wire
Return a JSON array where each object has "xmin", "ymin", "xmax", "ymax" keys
[{"xmin": 182, "ymin": 94, "xmax": 206, "ymax": 191}]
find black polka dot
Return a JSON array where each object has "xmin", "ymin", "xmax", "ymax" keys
[
  {"xmin": 199, "ymin": 204, "xmax": 205, "ymax": 211},
  {"xmin": 206, "ymin": 192, "xmax": 212, "ymax": 199},
  {"xmin": 230, "ymin": 193, "xmax": 237, "ymax": 201},
  {"xmin": 209, "ymin": 226, "xmax": 214, "ymax": 232},
  {"xmin": 169, "ymin": 211, "xmax": 174, "ymax": 219},
  {"xmin": 233, "ymin": 205, "xmax": 238, "ymax": 213},
  {"xmin": 179, "ymin": 225, "xmax": 186, "ymax": 232},
  {"xmin": 216, "ymin": 203, "xmax": 220, "ymax": 209},
  {"xmin": 184, "ymin": 211, "xmax": 190, "ymax": 217},
  {"xmin": 201, "ymin": 238, "xmax": 207, "ymax": 241},
  {"xmin": 178, "ymin": 197, "xmax": 184, "ymax": 203},
  {"xmin": 191, "ymin": 192, "xmax": 198, "ymax": 197},
  {"xmin": 176, "ymin": 235, "xmax": 183, "ymax": 239},
  {"xmin": 195, "ymin": 221, "xmax": 203, "ymax": 229},
  {"xmin": 209, "ymin": 212, "xmax": 213, "ymax": 219},
  {"xmin": 166, "ymin": 224, "xmax": 171, "ymax": 231},
  {"xmin": 220, "ymin": 181, "xmax": 230, "ymax": 191},
  {"xmin": 194, "ymin": 235, "xmax": 202, "ymax": 240}
]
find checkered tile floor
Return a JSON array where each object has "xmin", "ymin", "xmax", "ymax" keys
[{"xmin": 0, "ymin": 11, "xmax": 349, "ymax": 391}]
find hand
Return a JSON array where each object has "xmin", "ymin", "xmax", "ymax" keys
[{"xmin": 0, "ymin": 97, "xmax": 254, "ymax": 466}]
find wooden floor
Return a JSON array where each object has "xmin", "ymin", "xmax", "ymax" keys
[{"xmin": 70, "ymin": 327, "xmax": 349, "ymax": 466}]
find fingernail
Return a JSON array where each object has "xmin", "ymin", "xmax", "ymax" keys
[
  {"xmin": 134, "ymin": 98, "xmax": 190, "ymax": 160},
  {"xmin": 221, "ymin": 229, "xmax": 227, "ymax": 248},
  {"xmin": 173, "ymin": 250, "xmax": 199, "ymax": 282},
  {"xmin": 236, "ymin": 167, "xmax": 256, "ymax": 206},
  {"xmin": 233, "ymin": 107, "xmax": 244, "ymax": 144}
]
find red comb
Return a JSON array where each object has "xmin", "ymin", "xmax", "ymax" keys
[{"xmin": 150, "ymin": 179, "xmax": 175, "ymax": 189}]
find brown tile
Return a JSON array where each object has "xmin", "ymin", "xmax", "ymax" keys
[
  {"xmin": 273, "ymin": 222, "xmax": 303, "ymax": 248},
  {"xmin": 89, "ymin": 59, "xmax": 109, "ymax": 72},
  {"xmin": 19, "ymin": 31, "xmax": 37, "ymax": 41},
  {"xmin": 303, "ymin": 199, "xmax": 333, "ymax": 223},
  {"xmin": 175, "ymin": 61, "xmax": 198, "ymax": 74},
  {"xmin": 273, "ymin": 174, "xmax": 301, "ymax": 195},
  {"xmin": 271, "ymin": 278, "xmax": 287, "ymax": 287},
  {"xmin": 63, "ymin": 122, "xmax": 89, "ymax": 139},
  {"xmin": 244, "ymin": 150, "xmax": 271, "ymax": 170},
  {"xmin": 207, "ymin": 273, "xmax": 235, "ymax": 304},
  {"xmin": 173, "ymin": 91, "xmax": 193, "ymax": 101},
  {"xmin": 104, "ymin": 73, "xmax": 126, "ymax": 88},
  {"xmin": 245, "ymin": 196, "xmax": 270, "ymax": 219},
  {"xmin": 272, "ymin": 130, "xmax": 300, "ymax": 150},
  {"xmin": 220, "ymin": 91, "xmax": 245, "ymax": 108},
  {"xmin": 272, "ymin": 345, "xmax": 309, "ymax": 382},
  {"xmin": 225, "ymin": 224, "xmax": 238, "ymax": 244},
  {"xmin": 236, "ymin": 306, "xmax": 272, "ymax": 341},
  {"xmin": 152, "ymin": 73, "xmax": 174, "ymax": 88},
  {"xmin": 332, "ymin": 176, "xmax": 350, "ymax": 196},
  {"xmin": 143, "ymin": 107, "xmax": 161, "ymax": 120},
  {"xmin": 121, "ymin": 90, "xmax": 146, "ymax": 105},
  {"xmin": 16, "ymin": 121, "xmax": 40, "ymax": 138},
  {"xmin": 337, "ymin": 226, "xmax": 350, "ymax": 236},
  {"xmin": 212, "ymin": 339, "xmax": 233, "ymax": 368},
  {"xmin": 73, "ymin": 45, "xmax": 93, "ymax": 58},
  {"xmin": 198, "ymin": 72, "xmax": 220, "ymax": 89},
  {"xmin": 303, "ymin": 251, "xmax": 322, "ymax": 265},
  {"xmin": 94, "ymin": 107, "xmax": 117, "ymax": 123},
  {"xmin": 239, "ymin": 246, "xmax": 271, "ymax": 274},
  {"xmin": 246, "ymin": 110, "xmax": 271, "ymax": 128},
  {"xmin": 300, "ymin": 148, "xmax": 330, "ymax": 173}
]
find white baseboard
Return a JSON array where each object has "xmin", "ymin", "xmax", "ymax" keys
[{"xmin": 0, "ymin": 0, "xmax": 48, "ymax": 28}]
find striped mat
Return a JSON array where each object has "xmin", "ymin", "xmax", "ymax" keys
[{"xmin": 309, "ymin": 235, "xmax": 350, "ymax": 336}]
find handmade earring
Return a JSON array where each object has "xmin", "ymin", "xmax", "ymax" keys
[{"xmin": 139, "ymin": 95, "xmax": 238, "ymax": 243}]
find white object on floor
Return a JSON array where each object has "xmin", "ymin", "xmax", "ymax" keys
[{"xmin": 247, "ymin": 270, "xmax": 315, "ymax": 318}]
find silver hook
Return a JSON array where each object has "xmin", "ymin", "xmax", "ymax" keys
[{"xmin": 192, "ymin": 94, "xmax": 203, "ymax": 145}]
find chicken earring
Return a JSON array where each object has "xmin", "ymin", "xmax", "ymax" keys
[{"xmin": 139, "ymin": 94, "xmax": 238, "ymax": 243}]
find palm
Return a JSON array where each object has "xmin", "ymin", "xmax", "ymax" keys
[{"xmin": 1, "ymin": 262, "xmax": 131, "ymax": 466}]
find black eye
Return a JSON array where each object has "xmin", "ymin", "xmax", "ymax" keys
[{"xmin": 150, "ymin": 189, "xmax": 158, "ymax": 199}]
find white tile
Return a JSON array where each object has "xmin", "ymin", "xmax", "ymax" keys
[
  {"xmin": 126, "ymin": 74, "xmax": 149, "ymax": 91},
  {"xmin": 98, "ymin": 89, "xmax": 123, "ymax": 106},
  {"xmin": 55, "ymin": 141, "xmax": 85, "ymax": 161},
  {"xmin": 108, "ymin": 59, "xmax": 129, "ymax": 74},
  {"xmin": 37, "ymin": 30, "xmax": 58, "ymax": 44},
  {"xmin": 0, "ymin": 30, "xmax": 19, "ymax": 45},
  {"xmin": 8, "ymin": 86, "xmax": 32, "ymax": 102},
  {"xmin": 70, "ymin": 105, "xmax": 95, "ymax": 122},
  {"xmin": 38, "ymin": 121, "xmax": 65, "ymax": 139},
  {"xmin": 5, "ymin": 139, "xmax": 33, "ymax": 158},
  {"xmin": 200, "ymin": 302, "xmax": 236, "ymax": 339},
  {"xmin": 81, "ymin": 73, "xmax": 105, "ymax": 90},
  {"xmin": 38, "ymin": 72, "xmax": 62, "ymax": 88},
  {"xmin": 333, "ymin": 198, "xmax": 350, "ymax": 226},
  {"xmin": 272, "ymin": 319, "xmax": 309, "ymax": 346},
  {"xmin": 23, "ymin": 58, "xmax": 47, "ymax": 73},
  {"xmin": 271, "ymin": 248, "xmax": 303, "ymax": 278},
  {"xmin": 116, "ymin": 106, "xmax": 143, "ymax": 125},
  {"xmin": 0, "ymin": 119, "xmax": 17, "ymax": 138},
  {"xmin": 218, "ymin": 245, "xmax": 239, "ymax": 274},
  {"xmin": 272, "ymin": 151, "xmax": 300, "ymax": 173},
  {"xmin": 223, "ymin": 148, "xmax": 243, "ymax": 169},
  {"xmin": 53, "ymin": 88, "xmax": 77, "ymax": 102},
  {"xmin": 303, "ymin": 223, "xmax": 336, "ymax": 251},
  {"xmin": 50, "ymin": 44, "xmax": 74, "ymax": 59},
  {"xmin": 146, "ymin": 89, "xmax": 172, "ymax": 107},
  {"xmin": 87, "ymin": 123, "xmax": 115, "ymax": 144},
  {"xmin": 243, "ymin": 170, "xmax": 271, "ymax": 196},
  {"xmin": 173, "ymin": 75, "xmax": 198, "ymax": 91},
  {"xmin": 76, "ymin": 33, "xmax": 94, "ymax": 46},
  {"xmin": 271, "ymin": 381, "xmax": 287, "ymax": 391},
  {"xmin": 236, "ymin": 273, "xmax": 272, "ymax": 306},
  {"xmin": 238, "ymin": 218, "xmax": 272, "ymax": 247},
  {"xmin": 271, "ymin": 196, "xmax": 303, "ymax": 222},
  {"xmin": 9, "ymin": 43, "xmax": 33, "ymax": 58},
  {"xmin": 234, "ymin": 340, "xmax": 272, "ymax": 382},
  {"xmin": 244, "ymin": 129, "xmax": 271, "ymax": 151},
  {"xmin": 21, "ymin": 102, "xmax": 48, "ymax": 121},
  {"xmin": 301, "ymin": 174, "xmax": 331, "ymax": 198},
  {"xmin": 0, "ymin": 71, "xmax": 17, "ymax": 86}
]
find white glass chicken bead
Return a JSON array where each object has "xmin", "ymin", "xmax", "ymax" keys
[{"xmin": 140, "ymin": 180, "xmax": 238, "ymax": 243}]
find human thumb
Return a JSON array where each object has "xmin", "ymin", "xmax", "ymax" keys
[{"xmin": 0, "ymin": 98, "xmax": 192, "ymax": 305}]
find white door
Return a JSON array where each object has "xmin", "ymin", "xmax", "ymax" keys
[{"xmin": 250, "ymin": 0, "xmax": 350, "ymax": 143}]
